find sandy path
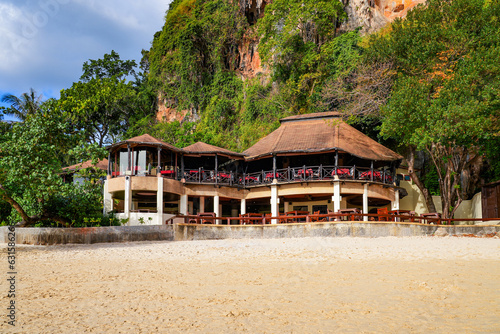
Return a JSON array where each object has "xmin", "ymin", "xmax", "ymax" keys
[{"xmin": 1, "ymin": 237, "xmax": 499, "ymax": 333}]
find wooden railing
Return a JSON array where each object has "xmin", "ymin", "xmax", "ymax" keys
[
  {"xmin": 167, "ymin": 213, "xmax": 500, "ymax": 226},
  {"xmin": 238, "ymin": 165, "xmax": 395, "ymax": 187},
  {"xmin": 115, "ymin": 164, "xmax": 396, "ymax": 187}
]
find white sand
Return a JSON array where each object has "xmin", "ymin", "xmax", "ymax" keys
[{"xmin": 2, "ymin": 236, "xmax": 500, "ymax": 333}]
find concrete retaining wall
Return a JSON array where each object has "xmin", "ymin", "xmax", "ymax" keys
[
  {"xmin": 173, "ymin": 222, "xmax": 500, "ymax": 241},
  {"xmin": 0, "ymin": 225, "xmax": 174, "ymax": 245},
  {"xmin": 1, "ymin": 222, "xmax": 498, "ymax": 245}
]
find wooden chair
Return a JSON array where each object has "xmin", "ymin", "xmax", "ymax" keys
[
  {"xmin": 327, "ymin": 209, "xmax": 336, "ymax": 221},
  {"xmin": 377, "ymin": 207, "xmax": 389, "ymax": 221},
  {"xmin": 310, "ymin": 210, "xmax": 326, "ymax": 222}
]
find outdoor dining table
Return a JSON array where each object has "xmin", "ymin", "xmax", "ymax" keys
[
  {"xmin": 265, "ymin": 172, "xmax": 277, "ymax": 181},
  {"xmin": 332, "ymin": 168, "xmax": 350, "ymax": 177},
  {"xmin": 285, "ymin": 210, "xmax": 310, "ymax": 223},
  {"xmin": 240, "ymin": 176, "xmax": 258, "ymax": 184},
  {"xmin": 217, "ymin": 172, "xmax": 232, "ymax": 182},
  {"xmin": 297, "ymin": 169, "xmax": 314, "ymax": 177},
  {"xmin": 388, "ymin": 209, "xmax": 412, "ymax": 222},
  {"xmin": 337, "ymin": 208, "xmax": 362, "ymax": 221},
  {"xmin": 160, "ymin": 170, "xmax": 175, "ymax": 178}
]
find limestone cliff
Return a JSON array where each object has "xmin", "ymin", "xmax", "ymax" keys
[
  {"xmin": 155, "ymin": 0, "xmax": 426, "ymax": 123},
  {"xmin": 341, "ymin": 0, "xmax": 426, "ymax": 34}
]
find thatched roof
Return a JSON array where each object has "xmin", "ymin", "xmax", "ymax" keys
[
  {"xmin": 182, "ymin": 142, "xmax": 244, "ymax": 158},
  {"xmin": 63, "ymin": 159, "xmax": 108, "ymax": 172},
  {"xmin": 107, "ymin": 134, "xmax": 181, "ymax": 152},
  {"xmin": 243, "ymin": 112, "xmax": 403, "ymax": 161}
]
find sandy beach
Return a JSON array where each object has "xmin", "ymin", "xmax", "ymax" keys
[{"xmin": 2, "ymin": 236, "xmax": 499, "ymax": 333}]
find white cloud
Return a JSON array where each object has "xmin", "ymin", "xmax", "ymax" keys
[{"xmin": 0, "ymin": 0, "xmax": 171, "ymax": 101}]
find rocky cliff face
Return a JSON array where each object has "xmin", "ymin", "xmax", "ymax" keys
[
  {"xmin": 156, "ymin": 0, "xmax": 426, "ymax": 122},
  {"xmin": 237, "ymin": 0, "xmax": 271, "ymax": 79},
  {"xmin": 341, "ymin": 0, "xmax": 426, "ymax": 34}
]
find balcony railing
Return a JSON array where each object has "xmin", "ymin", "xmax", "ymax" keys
[
  {"xmin": 112, "ymin": 165, "xmax": 395, "ymax": 187},
  {"xmin": 238, "ymin": 165, "xmax": 394, "ymax": 186}
]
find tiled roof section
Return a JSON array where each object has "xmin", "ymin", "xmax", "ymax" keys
[
  {"xmin": 243, "ymin": 114, "xmax": 403, "ymax": 161},
  {"xmin": 183, "ymin": 142, "xmax": 245, "ymax": 158},
  {"xmin": 107, "ymin": 134, "xmax": 181, "ymax": 152},
  {"xmin": 63, "ymin": 159, "xmax": 108, "ymax": 171}
]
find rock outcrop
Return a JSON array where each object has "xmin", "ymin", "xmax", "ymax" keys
[
  {"xmin": 340, "ymin": 0, "xmax": 426, "ymax": 34},
  {"xmin": 155, "ymin": 0, "xmax": 426, "ymax": 122}
]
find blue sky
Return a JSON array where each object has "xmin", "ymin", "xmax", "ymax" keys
[{"xmin": 0, "ymin": 0, "xmax": 171, "ymax": 121}]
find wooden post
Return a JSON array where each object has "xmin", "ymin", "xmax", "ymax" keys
[
  {"xmin": 175, "ymin": 152, "xmax": 178, "ymax": 179},
  {"xmin": 335, "ymin": 150, "xmax": 338, "ymax": 175},
  {"xmin": 114, "ymin": 151, "xmax": 117, "ymax": 176},
  {"xmin": 181, "ymin": 154, "xmax": 185, "ymax": 180},
  {"xmin": 273, "ymin": 154, "xmax": 277, "ymax": 180},
  {"xmin": 215, "ymin": 153, "xmax": 218, "ymax": 185},
  {"xmin": 370, "ymin": 161, "xmax": 374, "ymax": 182},
  {"xmin": 107, "ymin": 152, "xmax": 111, "ymax": 176},
  {"xmin": 127, "ymin": 144, "xmax": 131, "ymax": 172},
  {"xmin": 157, "ymin": 147, "xmax": 161, "ymax": 171}
]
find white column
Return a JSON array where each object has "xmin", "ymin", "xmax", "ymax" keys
[
  {"xmin": 179, "ymin": 194, "xmax": 188, "ymax": 215},
  {"xmin": 200, "ymin": 196, "xmax": 205, "ymax": 213},
  {"xmin": 392, "ymin": 189, "xmax": 400, "ymax": 210},
  {"xmin": 363, "ymin": 183, "xmax": 369, "ymax": 222},
  {"xmin": 333, "ymin": 181, "xmax": 341, "ymax": 213},
  {"xmin": 124, "ymin": 176, "xmax": 132, "ymax": 225},
  {"xmin": 157, "ymin": 176, "xmax": 163, "ymax": 225},
  {"xmin": 270, "ymin": 181, "xmax": 279, "ymax": 224},
  {"xmin": 214, "ymin": 195, "xmax": 220, "ymax": 224},
  {"xmin": 240, "ymin": 198, "xmax": 246, "ymax": 215},
  {"xmin": 103, "ymin": 179, "xmax": 113, "ymax": 215}
]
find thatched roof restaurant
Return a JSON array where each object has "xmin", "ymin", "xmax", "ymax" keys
[{"xmin": 243, "ymin": 111, "xmax": 402, "ymax": 162}]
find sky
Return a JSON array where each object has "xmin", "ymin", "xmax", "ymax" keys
[{"xmin": 0, "ymin": 0, "xmax": 171, "ymax": 121}]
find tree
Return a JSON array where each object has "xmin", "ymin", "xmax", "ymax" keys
[
  {"xmin": 1, "ymin": 88, "xmax": 43, "ymax": 121},
  {"xmin": 369, "ymin": 0, "xmax": 500, "ymax": 218},
  {"xmin": 0, "ymin": 108, "xmax": 106, "ymax": 226},
  {"xmin": 59, "ymin": 51, "xmax": 142, "ymax": 147}
]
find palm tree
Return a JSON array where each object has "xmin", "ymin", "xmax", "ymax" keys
[{"xmin": 1, "ymin": 88, "xmax": 43, "ymax": 121}]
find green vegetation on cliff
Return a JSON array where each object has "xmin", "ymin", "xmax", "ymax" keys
[{"xmin": 144, "ymin": 0, "xmax": 361, "ymax": 151}]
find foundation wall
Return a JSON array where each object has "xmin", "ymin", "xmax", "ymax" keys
[
  {"xmin": 173, "ymin": 222, "xmax": 500, "ymax": 241},
  {"xmin": 0, "ymin": 225, "xmax": 174, "ymax": 245},
  {"xmin": 2, "ymin": 222, "xmax": 498, "ymax": 245}
]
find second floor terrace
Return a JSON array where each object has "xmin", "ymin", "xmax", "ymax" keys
[{"xmin": 106, "ymin": 112, "xmax": 403, "ymax": 189}]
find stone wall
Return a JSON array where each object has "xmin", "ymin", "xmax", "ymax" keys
[
  {"xmin": 1, "ymin": 222, "xmax": 498, "ymax": 245},
  {"xmin": 0, "ymin": 225, "xmax": 175, "ymax": 245},
  {"xmin": 174, "ymin": 222, "xmax": 500, "ymax": 241}
]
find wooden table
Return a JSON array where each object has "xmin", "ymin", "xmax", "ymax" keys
[
  {"xmin": 388, "ymin": 210, "xmax": 411, "ymax": 222},
  {"xmin": 421, "ymin": 212, "xmax": 442, "ymax": 225},
  {"xmin": 337, "ymin": 208, "xmax": 362, "ymax": 221},
  {"xmin": 160, "ymin": 170, "xmax": 175, "ymax": 178},
  {"xmin": 286, "ymin": 210, "xmax": 310, "ymax": 223},
  {"xmin": 332, "ymin": 168, "xmax": 351, "ymax": 177}
]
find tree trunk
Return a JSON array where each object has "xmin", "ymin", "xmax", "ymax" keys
[
  {"xmin": 407, "ymin": 146, "xmax": 437, "ymax": 213},
  {"xmin": 0, "ymin": 183, "xmax": 35, "ymax": 226}
]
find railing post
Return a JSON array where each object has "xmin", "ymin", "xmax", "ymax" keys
[
  {"xmin": 303, "ymin": 165, "xmax": 306, "ymax": 181},
  {"xmin": 370, "ymin": 161, "xmax": 374, "ymax": 182},
  {"xmin": 287, "ymin": 166, "xmax": 291, "ymax": 182},
  {"xmin": 353, "ymin": 165, "xmax": 356, "ymax": 180},
  {"xmin": 243, "ymin": 172, "xmax": 246, "ymax": 187},
  {"xmin": 319, "ymin": 164, "xmax": 322, "ymax": 180}
]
